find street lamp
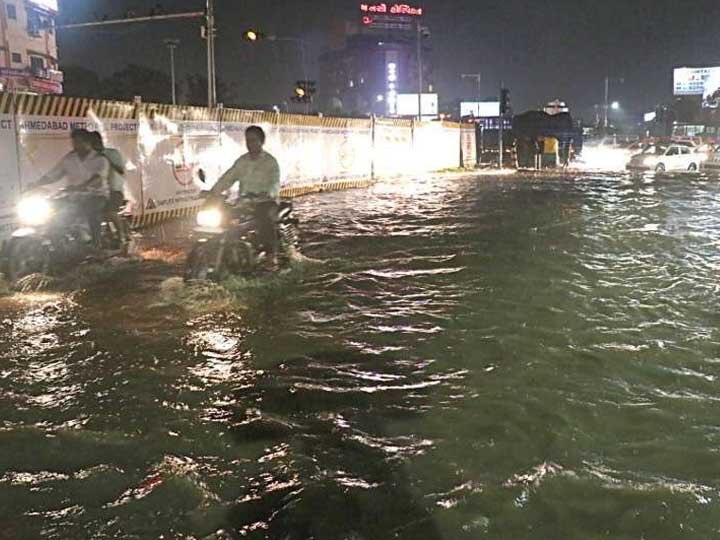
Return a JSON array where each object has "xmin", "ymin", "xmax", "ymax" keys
[
  {"xmin": 603, "ymin": 75, "xmax": 624, "ymax": 129},
  {"xmin": 164, "ymin": 38, "xmax": 180, "ymax": 105},
  {"xmin": 611, "ymin": 101, "xmax": 620, "ymax": 110}
]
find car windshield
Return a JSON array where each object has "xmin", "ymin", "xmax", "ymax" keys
[{"xmin": 641, "ymin": 145, "xmax": 665, "ymax": 155}]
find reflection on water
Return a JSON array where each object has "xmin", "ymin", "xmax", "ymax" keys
[{"xmin": 2, "ymin": 172, "xmax": 720, "ymax": 538}]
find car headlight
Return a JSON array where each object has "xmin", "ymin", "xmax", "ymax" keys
[
  {"xmin": 17, "ymin": 196, "xmax": 52, "ymax": 226},
  {"xmin": 196, "ymin": 208, "xmax": 223, "ymax": 228}
]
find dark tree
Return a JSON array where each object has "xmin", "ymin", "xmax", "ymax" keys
[
  {"xmin": 99, "ymin": 64, "xmax": 171, "ymax": 103},
  {"xmin": 183, "ymin": 74, "xmax": 230, "ymax": 107},
  {"xmin": 60, "ymin": 65, "xmax": 103, "ymax": 98}
]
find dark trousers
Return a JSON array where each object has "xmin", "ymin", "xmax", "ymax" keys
[
  {"xmin": 252, "ymin": 200, "xmax": 279, "ymax": 257},
  {"xmin": 82, "ymin": 195, "xmax": 108, "ymax": 248}
]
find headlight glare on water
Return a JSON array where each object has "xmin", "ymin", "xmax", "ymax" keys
[
  {"xmin": 17, "ymin": 196, "xmax": 52, "ymax": 226},
  {"xmin": 196, "ymin": 208, "xmax": 223, "ymax": 228}
]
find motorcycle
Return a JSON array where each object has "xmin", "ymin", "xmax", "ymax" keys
[
  {"xmin": 1, "ymin": 188, "xmax": 133, "ymax": 284},
  {"xmin": 184, "ymin": 190, "xmax": 300, "ymax": 282}
]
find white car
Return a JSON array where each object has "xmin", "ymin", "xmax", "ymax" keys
[{"xmin": 626, "ymin": 144, "xmax": 704, "ymax": 173}]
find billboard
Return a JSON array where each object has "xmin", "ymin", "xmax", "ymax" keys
[
  {"xmin": 360, "ymin": 3, "xmax": 423, "ymax": 30},
  {"xmin": 28, "ymin": 0, "xmax": 58, "ymax": 12},
  {"xmin": 674, "ymin": 67, "xmax": 720, "ymax": 108},
  {"xmin": 461, "ymin": 101, "xmax": 500, "ymax": 118},
  {"xmin": 396, "ymin": 93, "xmax": 438, "ymax": 118}
]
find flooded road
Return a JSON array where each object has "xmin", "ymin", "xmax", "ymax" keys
[{"xmin": 2, "ymin": 172, "xmax": 720, "ymax": 539}]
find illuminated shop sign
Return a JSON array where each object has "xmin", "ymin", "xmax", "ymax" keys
[
  {"xmin": 386, "ymin": 62, "xmax": 398, "ymax": 115},
  {"xmin": 360, "ymin": 3, "xmax": 423, "ymax": 16}
]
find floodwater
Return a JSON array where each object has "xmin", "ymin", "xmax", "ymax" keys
[{"xmin": 1, "ymin": 172, "xmax": 720, "ymax": 539}]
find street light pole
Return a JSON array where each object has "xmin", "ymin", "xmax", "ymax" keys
[
  {"xmin": 268, "ymin": 36, "xmax": 310, "ymax": 114},
  {"xmin": 604, "ymin": 75, "xmax": 609, "ymax": 129},
  {"xmin": 206, "ymin": 0, "xmax": 217, "ymax": 108},
  {"xmin": 416, "ymin": 20, "xmax": 423, "ymax": 121},
  {"xmin": 499, "ymin": 81, "xmax": 504, "ymax": 169},
  {"xmin": 461, "ymin": 73, "xmax": 482, "ymax": 117},
  {"xmin": 164, "ymin": 39, "xmax": 180, "ymax": 105}
]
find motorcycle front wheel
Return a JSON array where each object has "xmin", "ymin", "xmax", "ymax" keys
[
  {"xmin": 185, "ymin": 241, "xmax": 225, "ymax": 282},
  {"xmin": 4, "ymin": 237, "xmax": 51, "ymax": 284}
]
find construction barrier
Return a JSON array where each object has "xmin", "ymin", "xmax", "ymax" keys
[{"xmin": 0, "ymin": 93, "xmax": 475, "ymax": 238}]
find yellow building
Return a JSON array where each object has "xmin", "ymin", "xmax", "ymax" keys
[{"xmin": 0, "ymin": 0, "xmax": 62, "ymax": 94}]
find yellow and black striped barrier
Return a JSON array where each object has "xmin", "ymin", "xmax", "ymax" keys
[{"xmin": 130, "ymin": 178, "xmax": 378, "ymax": 229}]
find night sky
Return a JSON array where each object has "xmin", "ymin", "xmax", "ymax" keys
[{"xmin": 56, "ymin": 0, "xmax": 720, "ymax": 119}]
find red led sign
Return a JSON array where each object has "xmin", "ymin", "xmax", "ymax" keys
[{"xmin": 360, "ymin": 3, "xmax": 423, "ymax": 16}]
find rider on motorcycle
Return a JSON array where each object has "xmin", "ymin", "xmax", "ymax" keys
[
  {"xmin": 25, "ymin": 128, "xmax": 110, "ymax": 248},
  {"xmin": 89, "ymin": 131, "xmax": 128, "ymax": 245},
  {"xmin": 209, "ymin": 125, "xmax": 281, "ymax": 263}
]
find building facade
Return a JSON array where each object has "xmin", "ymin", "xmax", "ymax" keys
[
  {"xmin": 0, "ymin": 0, "xmax": 63, "ymax": 94},
  {"xmin": 320, "ymin": 2, "xmax": 433, "ymax": 117}
]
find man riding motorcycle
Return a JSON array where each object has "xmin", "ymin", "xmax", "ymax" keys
[
  {"xmin": 25, "ymin": 128, "xmax": 110, "ymax": 248},
  {"xmin": 208, "ymin": 125, "xmax": 281, "ymax": 264}
]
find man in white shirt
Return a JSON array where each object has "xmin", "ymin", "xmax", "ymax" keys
[
  {"xmin": 89, "ymin": 131, "xmax": 128, "ymax": 244},
  {"xmin": 210, "ymin": 125, "xmax": 281, "ymax": 259},
  {"xmin": 27, "ymin": 129, "xmax": 110, "ymax": 248}
]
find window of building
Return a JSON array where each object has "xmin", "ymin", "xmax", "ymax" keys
[
  {"xmin": 11, "ymin": 53, "xmax": 22, "ymax": 64},
  {"xmin": 30, "ymin": 56, "xmax": 45, "ymax": 72},
  {"xmin": 27, "ymin": 8, "xmax": 53, "ymax": 36},
  {"xmin": 6, "ymin": 4, "xmax": 17, "ymax": 20}
]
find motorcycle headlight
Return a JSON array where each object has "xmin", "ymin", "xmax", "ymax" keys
[
  {"xmin": 196, "ymin": 208, "xmax": 223, "ymax": 228},
  {"xmin": 17, "ymin": 196, "xmax": 52, "ymax": 226}
]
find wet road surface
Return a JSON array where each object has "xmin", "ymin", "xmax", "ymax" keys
[{"xmin": 1, "ymin": 172, "xmax": 720, "ymax": 539}]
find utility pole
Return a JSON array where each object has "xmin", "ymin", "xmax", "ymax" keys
[
  {"xmin": 416, "ymin": 20, "xmax": 423, "ymax": 121},
  {"xmin": 206, "ymin": 0, "xmax": 217, "ymax": 108},
  {"xmin": 498, "ymin": 82, "xmax": 504, "ymax": 169},
  {"xmin": 603, "ymin": 75, "xmax": 609, "ymax": 130},
  {"xmin": 461, "ymin": 73, "xmax": 482, "ymax": 117},
  {"xmin": 462, "ymin": 73, "xmax": 483, "ymax": 166},
  {"xmin": 164, "ymin": 39, "xmax": 180, "ymax": 105},
  {"xmin": 267, "ymin": 36, "xmax": 309, "ymax": 114}
]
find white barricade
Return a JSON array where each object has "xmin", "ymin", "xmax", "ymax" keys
[{"xmin": 0, "ymin": 93, "xmax": 475, "ymax": 239}]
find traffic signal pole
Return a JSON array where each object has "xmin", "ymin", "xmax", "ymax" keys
[
  {"xmin": 58, "ymin": 8, "xmax": 216, "ymax": 108},
  {"xmin": 206, "ymin": 0, "xmax": 217, "ymax": 108},
  {"xmin": 58, "ymin": 12, "xmax": 205, "ymax": 29}
]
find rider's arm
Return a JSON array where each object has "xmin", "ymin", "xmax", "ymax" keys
[
  {"xmin": 32, "ymin": 158, "xmax": 67, "ymax": 189},
  {"xmin": 210, "ymin": 158, "xmax": 242, "ymax": 196},
  {"xmin": 105, "ymin": 149, "xmax": 126, "ymax": 175},
  {"xmin": 268, "ymin": 156, "xmax": 280, "ymax": 198}
]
